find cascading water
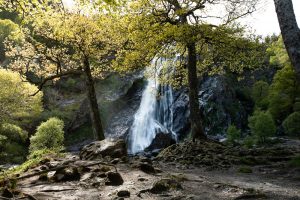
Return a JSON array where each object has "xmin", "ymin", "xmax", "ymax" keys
[{"xmin": 128, "ymin": 59, "xmax": 177, "ymax": 154}]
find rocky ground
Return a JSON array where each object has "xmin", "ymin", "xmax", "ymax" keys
[{"xmin": 1, "ymin": 138, "xmax": 300, "ymax": 200}]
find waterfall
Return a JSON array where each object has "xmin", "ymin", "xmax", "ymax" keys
[{"xmin": 128, "ymin": 59, "xmax": 176, "ymax": 154}]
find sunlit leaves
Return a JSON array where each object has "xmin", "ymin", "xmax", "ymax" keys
[{"xmin": 0, "ymin": 69, "xmax": 43, "ymax": 124}]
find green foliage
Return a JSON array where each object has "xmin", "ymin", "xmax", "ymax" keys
[
  {"xmin": 29, "ymin": 117, "xmax": 64, "ymax": 153},
  {"xmin": 65, "ymin": 123, "xmax": 93, "ymax": 146},
  {"xmin": 268, "ymin": 65, "xmax": 299, "ymax": 122},
  {"xmin": 243, "ymin": 136, "xmax": 255, "ymax": 148},
  {"xmin": 0, "ymin": 123, "xmax": 28, "ymax": 164},
  {"xmin": 0, "ymin": 123, "xmax": 28, "ymax": 143},
  {"xmin": 0, "ymin": 149, "xmax": 63, "ymax": 181},
  {"xmin": 248, "ymin": 111, "xmax": 276, "ymax": 143},
  {"xmin": 226, "ymin": 125, "xmax": 241, "ymax": 144},
  {"xmin": 0, "ymin": 69, "xmax": 43, "ymax": 124},
  {"xmin": 268, "ymin": 36, "xmax": 290, "ymax": 67},
  {"xmin": 282, "ymin": 112, "xmax": 300, "ymax": 137},
  {"xmin": 251, "ymin": 81, "xmax": 269, "ymax": 109},
  {"xmin": 0, "ymin": 19, "xmax": 22, "ymax": 61}
]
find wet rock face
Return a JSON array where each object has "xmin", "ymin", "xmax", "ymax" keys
[
  {"xmin": 105, "ymin": 78, "xmax": 145, "ymax": 139},
  {"xmin": 79, "ymin": 139, "xmax": 127, "ymax": 160},
  {"xmin": 172, "ymin": 75, "xmax": 249, "ymax": 138}
]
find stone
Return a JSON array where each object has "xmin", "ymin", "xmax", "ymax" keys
[
  {"xmin": 40, "ymin": 165, "xmax": 49, "ymax": 171},
  {"xmin": 111, "ymin": 158, "xmax": 120, "ymax": 164},
  {"xmin": 80, "ymin": 139, "xmax": 127, "ymax": 161},
  {"xmin": 38, "ymin": 173, "xmax": 48, "ymax": 181},
  {"xmin": 53, "ymin": 167, "xmax": 80, "ymax": 182},
  {"xmin": 117, "ymin": 190, "xmax": 130, "ymax": 198},
  {"xmin": 144, "ymin": 132, "xmax": 176, "ymax": 152},
  {"xmin": 138, "ymin": 177, "xmax": 148, "ymax": 182},
  {"xmin": 150, "ymin": 178, "xmax": 182, "ymax": 194},
  {"xmin": 1, "ymin": 188, "xmax": 13, "ymax": 198},
  {"xmin": 105, "ymin": 172, "xmax": 124, "ymax": 186},
  {"xmin": 139, "ymin": 163, "xmax": 156, "ymax": 174}
]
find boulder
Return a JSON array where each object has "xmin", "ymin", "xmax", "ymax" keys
[
  {"xmin": 144, "ymin": 132, "xmax": 176, "ymax": 152},
  {"xmin": 150, "ymin": 178, "xmax": 182, "ymax": 194},
  {"xmin": 53, "ymin": 167, "xmax": 80, "ymax": 182},
  {"xmin": 117, "ymin": 190, "xmax": 130, "ymax": 198},
  {"xmin": 105, "ymin": 171, "xmax": 124, "ymax": 186},
  {"xmin": 139, "ymin": 163, "xmax": 156, "ymax": 174},
  {"xmin": 80, "ymin": 139, "xmax": 127, "ymax": 160}
]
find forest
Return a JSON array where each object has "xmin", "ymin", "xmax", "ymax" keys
[{"xmin": 0, "ymin": 0, "xmax": 299, "ymax": 199}]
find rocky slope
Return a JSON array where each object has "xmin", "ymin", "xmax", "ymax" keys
[{"xmin": 2, "ymin": 138, "xmax": 299, "ymax": 200}]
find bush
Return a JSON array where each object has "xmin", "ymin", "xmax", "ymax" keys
[
  {"xmin": 29, "ymin": 118, "xmax": 64, "ymax": 153},
  {"xmin": 283, "ymin": 112, "xmax": 300, "ymax": 137},
  {"xmin": 243, "ymin": 135, "xmax": 255, "ymax": 148},
  {"xmin": 0, "ymin": 123, "xmax": 28, "ymax": 164},
  {"xmin": 248, "ymin": 111, "xmax": 276, "ymax": 143},
  {"xmin": 0, "ymin": 123, "xmax": 28, "ymax": 143},
  {"xmin": 226, "ymin": 125, "xmax": 241, "ymax": 144}
]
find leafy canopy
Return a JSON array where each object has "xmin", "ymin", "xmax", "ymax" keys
[{"xmin": 0, "ymin": 69, "xmax": 43, "ymax": 124}]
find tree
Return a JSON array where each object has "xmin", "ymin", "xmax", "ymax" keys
[
  {"xmin": 248, "ymin": 110, "xmax": 276, "ymax": 143},
  {"xmin": 274, "ymin": 0, "xmax": 300, "ymax": 81},
  {"xmin": 115, "ymin": 0, "xmax": 261, "ymax": 140},
  {"xmin": 0, "ymin": 69, "xmax": 43, "ymax": 124},
  {"xmin": 0, "ymin": 19, "xmax": 22, "ymax": 63},
  {"xmin": 267, "ymin": 37, "xmax": 300, "ymax": 123},
  {"xmin": 4, "ymin": 1, "xmax": 122, "ymax": 140}
]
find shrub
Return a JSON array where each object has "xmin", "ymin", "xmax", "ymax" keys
[
  {"xmin": 29, "ymin": 118, "xmax": 64, "ymax": 153},
  {"xmin": 226, "ymin": 125, "xmax": 241, "ymax": 144},
  {"xmin": 282, "ymin": 112, "xmax": 300, "ymax": 137},
  {"xmin": 0, "ymin": 123, "xmax": 28, "ymax": 164},
  {"xmin": 243, "ymin": 135, "xmax": 255, "ymax": 148},
  {"xmin": 248, "ymin": 111, "xmax": 276, "ymax": 143},
  {"xmin": 0, "ymin": 123, "xmax": 28, "ymax": 143}
]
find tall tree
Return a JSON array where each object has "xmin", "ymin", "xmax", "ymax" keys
[
  {"xmin": 115, "ymin": 0, "xmax": 261, "ymax": 140},
  {"xmin": 274, "ymin": 0, "xmax": 300, "ymax": 81},
  {"xmin": 4, "ymin": 1, "xmax": 121, "ymax": 140}
]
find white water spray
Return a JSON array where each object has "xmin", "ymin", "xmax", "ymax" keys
[{"xmin": 128, "ymin": 59, "xmax": 177, "ymax": 154}]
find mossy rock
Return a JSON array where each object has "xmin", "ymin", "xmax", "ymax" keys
[
  {"xmin": 239, "ymin": 156, "xmax": 259, "ymax": 166},
  {"xmin": 150, "ymin": 178, "xmax": 182, "ymax": 194},
  {"xmin": 238, "ymin": 166, "xmax": 253, "ymax": 173}
]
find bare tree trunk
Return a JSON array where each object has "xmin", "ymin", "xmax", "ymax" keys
[
  {"xmin": 187, "ymin": 42, "xmax": 207, "ymax": 140},
  {"xmin": 84, "ymin": 56, "xmax": 105, "ymax": 141},
  {"xmin": 274, "ymin": 0, "xmax": 300, "ymax": 81}
]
